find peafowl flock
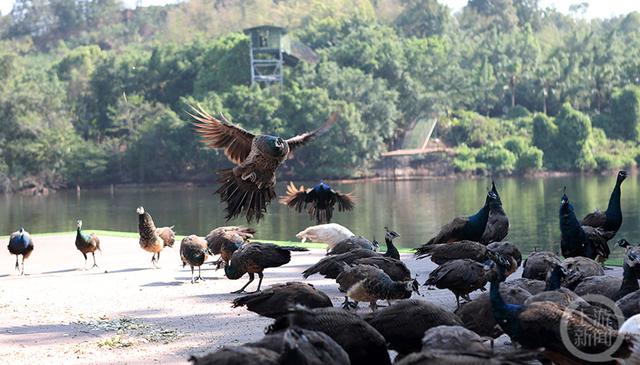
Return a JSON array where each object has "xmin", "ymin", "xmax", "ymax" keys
[
  {"xmin": 488, "ymin": 254, "xmax": 634, "ymax": 364},
  {"xmin": 279, "ymin": 181, "xmax": 355, "ymax": 224},
  {"xmin": 75, "ymin": 220, "xmax": 101, "ymax": 269},
  {"xmin": 190, "ymin": 105, "xmax": 339, "ymax": 223},
  {"xmin": 7, "ymin": 227, "xmax": 34, "ymax": 275}
]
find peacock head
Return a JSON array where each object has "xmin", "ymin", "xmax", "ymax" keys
[
  {"xmin": 618, "ymin": 239, "xmax": 631, "ymax": 250},
  {"xmin": 264, "ymin": 136, "xmax": 288, "ymax": 157},
  {"xmin": 76, "ymin": 220, "xmax": 83, "ymax": 229},
  {"xmin": 384, "ymin": 226, "xmax": 400, "ymax": 241},
  {"xmin": 136, "ymin": 206, "xmax": 145, "ymax": 215},
  {"xmin": 18, "ymin": 226, "xmax": 24, "ymax": 233},
  {"xmin": 485, "ymin": 190, "xmax": 498, "ymax": 206},
  {"xmin": 618, "ymin": 170, "xmax": 628, "ymax": 183},
  {"xmin": 315, "ymin": 181, "xmax": 330, "ymax": 191}
]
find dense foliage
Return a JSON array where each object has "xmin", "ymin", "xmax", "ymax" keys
[{"xmin": 1, "ymin": 0, "xmax": 640, "ymax": 192}]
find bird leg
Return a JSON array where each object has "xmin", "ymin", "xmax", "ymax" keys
[
  {"xmin": 231, "ymin": 273, "xmax": 255, "ymax": 294},
  {"xmin": 91, "ymin": 252, "xmax": 98, "ymax": 268},
  {"xmin": 462, "ymin": 294, "xmax": 472, "ymax": 302},
  {"xmin": 369, "ymin": 301, "xmax": 378, "ymax": 312},
  {"xmin": 254, "ymin": 272, "xmax": 264, "ymax": 292},
  {"xmin": 151, "ymin": 253, "xmax": 159, "ymax": 268},
  {"xmin": 14, "ymin": 255, "xmax": 19, "ymax": 272},
  {"xmin": 197, "ymin": 266, "xmax": 204, "ymax": 282},
  {"xmin": 190, "ymin": 266, "xmax": 195, "ymax": 284},
  {"xmin": 82, "ymin": 252, "xmax": 88, "ymax": 270},
  {"xmin": 20, "ymin": 256, "xmax": 25, "ymax": 276},
  {"xmin": 455, "ymin": 295, "xmax": 460, "ymax": 309},
  {"xmin": 340, "ymin": 297, "xmax": 359, "ymax": 310}
]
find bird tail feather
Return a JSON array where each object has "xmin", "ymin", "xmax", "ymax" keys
[{"xmin": 216, "ymin": 169, "xmax": 275, "ymax": 223}]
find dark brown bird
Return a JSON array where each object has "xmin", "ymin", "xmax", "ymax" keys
[
  {"xmin": 75, "ymin": 220, "xmax": 101, "ymax": 269},
  {"xmin": 362, "ymin": 299, "xmax": 463, "ymax": 356},
  {"xmin": 280, "ymin": 181, "xmax": 355, "ymax": 224},
  {"xmin": 247, "ymin": 327, "xmax": 351, "ymax": 365},
  {"xmin": 581, "ymin": 170, "xmax": 626, "ymax": 239},
  {"xmin": 393, "ymin": 349, "xmax": 540, "ymax": 365},
  {"xmin": 336, "ymin": 263, "xmax": 413, "ymax": 311},
  {"xmin": 180, "ymin": 235, "xmax": 211, "ymax": 283},
  {"xmin": 232, "ymin": 282, "xmax": 332, "ymax": 318},
  {"xmin": 416, "ymin": 240, "xmax": 488, "ymax": 264},
  {"xmin": 561, "ymin": 256, "xmax": 606, "ymax": 290},
  {"xmin": 136, "ymin": 206, "xmax": 175, "ymax": 268},
  {"xmin": 205, "ymin": 226, "xmax": 255, "ymax": 268},
  {"xmin": 266, "ymin": 306, "xmax": 391, "ymax": 365},
  {"xmin": 327, "ymin": 236, "xmax": 378, "ymax": 256},
  {"xmin": 420, "ymin": 325, "xmax": 489, "ymax": 353},
  {"xmin": 7, "ymin": 227, "xmax": 34, "ymax": 275},
  {"xmin": 420, "ymin": 191, "xmax": 498, "ymax": 246},
  {"xmin": 486, "ymin": 241, "xmax": 521, "ymax": 267},
  {"xmin": 454, "ymin": 283, "xmax": 531, "ymax": 338},
  {"xmin": 190, "ymin": 105, "xmax": 339, "ymax": 223},
  {"xmin": 424, "ymin": 252, "xmax": 514, "ymax": 308},
  {"xmin": 225, "ymin": 242, "xmax": 306, "ymax": 293},
  {"xmin": 480, "ymin": 180, "xmax": 509, "ymax": 244},
  {"xmin": 521, "ymin": 250, "xmax": 562, "ymax": 281},
  {"xmin": 189, "ymin": 346, "xmax": 280, "ymax": 365},
  {"xmin": 302, "ymin": 248, "xmax": 379, "ymax": 279},
  {"xmin": 505, "ymin": 278, "xmax": 546, "ymax": 295}
]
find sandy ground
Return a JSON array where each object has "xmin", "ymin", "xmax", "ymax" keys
[{"xmin": 0, "ymin": 234, "xmax": 624, "ymax": 365}]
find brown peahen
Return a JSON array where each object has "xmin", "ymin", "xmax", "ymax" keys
[
  {"xmin": 75, "ymin": 220, "xmax": 101, "ymax": 269},
  {"xmin": 232, "ymin": 282, "xmax": 332, "ymax": 318},
  {"xmin": 279, "ymin": 181, "xmax": 354, "ymax": 224},
  {"xmin": 362, "ymin": 299, "xmax": 463, "ymax": 357},
  {"xmin": 424, "ymin": 251, "xmax": 514, "ymax": 308},
  {"xmin": 266, "ymin": 306, "xmax": 391, "ymax": 365},
  {"xmin": 180, "ymin": 235, "xmax": 211, "ymax": 283},
  {"xmin": 335, "ymin": 263, "xmax": 414, "ymax": 311},
  {"xmin": 205, "ymin": 226, "xmax": 255, "ymax": 268},
  {"xmin": 7, "ymin": 227, "xmax": 34, "ymax": 275},
  {"xmin": 136, "ymin": 206, "xmax": 175, "ymax": 268},
  {"xmin": 190, "ymin": 105, "xmax": 339, "ymax": 223}
]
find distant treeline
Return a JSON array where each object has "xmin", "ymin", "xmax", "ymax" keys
[{"xmin": 1, "ymin": 0, "xmax": 640, "ymax": 192}]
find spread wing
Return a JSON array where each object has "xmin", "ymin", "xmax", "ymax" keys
[
  {"xmin": 285, "ymin": 110, "xmax": 340, "ymax": 154},
  {"xmin": 279, "ymin": 182, "xmax": 313, "ymax": 212},
  {"xmin": 188, "ymin": 104, "xmax": 255, "ymax": 164},
  {"xmin": 331, "ymin": 189, "xmax": 355, "ymax": 212}
]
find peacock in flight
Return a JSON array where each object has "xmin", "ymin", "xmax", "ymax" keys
[
  {"xmin": 190, "ymin": 105, "xmax": 339, "ymax": 223},
  {"xmin": 279, "ymin": 181, "xmax": 355, "ymax": 224}
]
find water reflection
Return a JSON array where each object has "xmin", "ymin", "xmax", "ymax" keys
[{"xmin": 1, "ymin": 175, "xmax": 637, "ymax": 258}]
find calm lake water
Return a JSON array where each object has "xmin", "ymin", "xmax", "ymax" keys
[{"xmin": 1, "ymin": 176, "xmax": 638, "ymax": 258}]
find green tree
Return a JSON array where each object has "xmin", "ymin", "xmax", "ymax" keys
[{"xmin": 608, "ymin": 85, "xmax": 640, "ymax": 141}]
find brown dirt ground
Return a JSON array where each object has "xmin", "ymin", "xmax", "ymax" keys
[{"xmin": 0, "ymin": 234, "xmax": 624, "ymax": 364}]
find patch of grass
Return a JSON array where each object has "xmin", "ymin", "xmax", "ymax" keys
[{"xmin": 74, "ymin": 315, "xmax": 184, "ymax": 349}]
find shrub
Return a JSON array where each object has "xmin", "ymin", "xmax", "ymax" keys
[{"xmin": 476, "ymin": 143, "xmax": 517, "ymax": 173}]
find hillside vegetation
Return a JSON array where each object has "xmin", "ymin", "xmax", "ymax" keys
[{"xmin": 1, "ymin": 0, "xmax": 640, "ymax": 192}]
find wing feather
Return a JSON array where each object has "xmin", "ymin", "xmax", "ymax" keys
[
  {"xmin": 285, "ymin": 111, "xmax": 340, "ymax": 154},
  {"xmin": 333, "ymin": 189, "xmax": 355, "ymax": 212},
  {"xmin": 189, "ymin": 104, "xmax": 255, "ymax": 164}
]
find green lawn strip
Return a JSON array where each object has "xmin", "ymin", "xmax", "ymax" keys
[{"xmin": 0, "ymin": 230, "xmax": 624, "ymax": 265}]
